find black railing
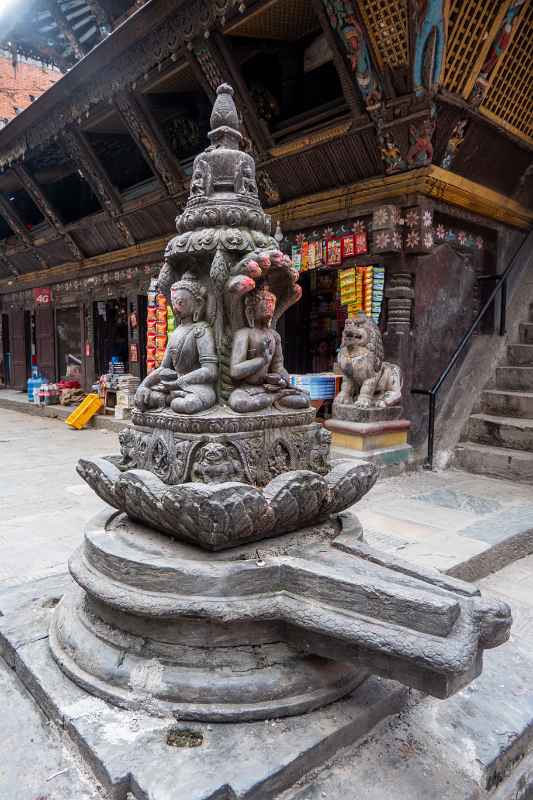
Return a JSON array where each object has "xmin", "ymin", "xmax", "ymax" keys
[{"xmin": 412, "ymin": 232, "xmax": 532, "ymax": 469}]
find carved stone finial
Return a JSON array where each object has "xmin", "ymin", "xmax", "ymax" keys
[{"xmin": 209, "ymin": 83, "xmax": 240, "ymax": 135}]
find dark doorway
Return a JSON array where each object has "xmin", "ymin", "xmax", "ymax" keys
[
  {"xmin": 56, "ymin": 306, "xmax": 83, "ymax": 382},
  {"xmin": 93, "ymin": 297, "xmax": 129, "ymax": 376},
  {"xmin": 1, "ymin": 313, "xmax": 10, "ymax": 385}
]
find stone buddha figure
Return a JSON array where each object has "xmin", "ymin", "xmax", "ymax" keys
[
  {"xmin": 135, "ymin": 272, "xmax": 217, "ymax": 415},
  {"xmin": 228, "ymin": 284, "xmax": 309, "ymax": 413}
]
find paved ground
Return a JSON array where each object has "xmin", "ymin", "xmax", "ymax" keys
[{"xmin": 1, "ymin": 404, "xmax": 533, "ymax": 799}]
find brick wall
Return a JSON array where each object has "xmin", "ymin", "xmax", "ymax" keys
[{"xmin": 0, "ymin": 53, "xmax": 61, "ymax": 128}]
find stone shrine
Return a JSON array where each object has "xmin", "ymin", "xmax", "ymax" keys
[
  {"xmin": 326, "ymin": 314, "xmax": 412, "ymax": 467},
  {"xmin": 50, "ymin": 85, "xmax": 511, "ymax": 723}
]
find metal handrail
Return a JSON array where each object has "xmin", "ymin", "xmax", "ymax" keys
[{"xmin": 412, "ymin": 231, "xmax": 532, "ymax": 469}]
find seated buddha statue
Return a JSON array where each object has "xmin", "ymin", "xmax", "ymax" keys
[
  {"xmin": 228, "ymin": 285, "xmax": 309, "ymax": 414},
  {"xmin": 135, "ymin": 273, "xmax": 217, "ymax": 415}
]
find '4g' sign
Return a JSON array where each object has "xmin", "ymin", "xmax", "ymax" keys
[{"xmin": 33, "ymin": 287, "xmax": 52, "ymax": 304}]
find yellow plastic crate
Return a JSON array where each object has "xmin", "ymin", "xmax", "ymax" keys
[{"xmin": 66, "ymin": 393, "xmax": 103, "ymax": 430}]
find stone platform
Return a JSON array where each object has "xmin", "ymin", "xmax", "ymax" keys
[
  {"xmin": 1, "ymin": 559, "xmax": 532, "ymax": 799},
  {"xmin": 326, "ymin": 411, "xmax": 412, "ymax": 469}
]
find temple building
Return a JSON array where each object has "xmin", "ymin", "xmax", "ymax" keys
[{"xmin": 0, "ymin": 0, "xmax": 531, "ymax": 469}]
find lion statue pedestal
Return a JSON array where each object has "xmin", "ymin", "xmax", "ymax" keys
[{"xmin": 325, "ymin": 314, "xmax": 412, "ymax": 470}]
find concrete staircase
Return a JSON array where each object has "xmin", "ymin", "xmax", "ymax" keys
[{"xmin": 455, "ymin": 306, "xmax": 533, "ymax": 483}]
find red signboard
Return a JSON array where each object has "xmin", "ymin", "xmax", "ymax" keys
[{"xmin": 33, "ymin": 287, "xmax": 52, "ymax": 304}]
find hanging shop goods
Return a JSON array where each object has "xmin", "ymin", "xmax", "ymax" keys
[{"xmin": 146, "ymin": 280, "xmax": 176, "ymax": 373}]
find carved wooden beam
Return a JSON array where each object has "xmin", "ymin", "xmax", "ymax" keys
[
  {"xmin": 115, "ymin": 91, "xmax": 185, "ymax": 197},
  {"xmin": 0, "ymin": 194, "xmax": 34, "ymax": 248},
  {"xmin": 310, "ymin": 0, "xmax": 364, "ymax": 116},
  {"xmin": 61, "ymin": 127, "xmax": 136, "ymax": 247},
  {"xmin": 0, "ymin": 196, "xmax": 48, "ymax": 268},
  {"xmin": 47, "ymin": 0, "xmax": 84, "ymax": 59},
  {"xmin": 85, "ymin": 0, "xmax": 112, "ymax": 36},
  {"xmin": 13, "ymin": 164, "xmax": 85, "ymax": 260}
]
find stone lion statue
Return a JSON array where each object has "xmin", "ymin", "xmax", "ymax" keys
[{"xmin": 334, "ymin": 314, "xmax": 402, "ymax": 409}]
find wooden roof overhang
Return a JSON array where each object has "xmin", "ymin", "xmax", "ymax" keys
[{"xmin": 0, "ymin": 0, "xmax": 531, "ymax": 290}]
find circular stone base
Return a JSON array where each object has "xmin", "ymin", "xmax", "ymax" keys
[{"xmin": 50, "ymin": 510, "xmax": 367, "ymax": 722}]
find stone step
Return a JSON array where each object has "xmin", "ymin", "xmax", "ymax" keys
[
  {"xmin": 467, "ymin": 413, "xmax": 533, "ymax": 451},
  {"xmin": 481, "ymin": 388, "xmax": 533, "ymax": 418},
  {"xmin": 520, "ymin": 322, "xmax": 533, "ymax": 344},
  {"xmin": 495, "ymin": 365, "xmax": 533, "ymax": 391},
  {"xmin": 455, "ymin": 442, "xmax": 533, "ymax": 483},
  {"xmin": 507, "ymin": 344, "xmax": 533, "ymax": 366}
]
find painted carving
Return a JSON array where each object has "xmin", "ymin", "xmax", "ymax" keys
[
  {"xmin": 135, "ymin": 272, "xmax": 218, "ymax": 415},
  {"xmin": 412, "ymin": 0, "xmax": 446, "ymax": 94},
  {"xmin": 335, "ymin": 314, "xmax": 402, "ymax": 410},
  {"xmin": 323, "ymin": 0, "xmax": 382, "ymax": 108},
  {"xmin": 377, "ymin": 120, "xmax": 406, "ymax": 174},
  {"xmin": 470, "ymin": 0, "xmax": 526, "ymax": 106},
  {"xmin": 441, "ymin": 118, "xmax": 468, "ymax": 170},
  {"xmin": 228, "ymin": 285, "xmax": 310, "ymax": 413},
  {"xmin": 406, "ymin": 108, "xmax": 436, "ymax": 167}
]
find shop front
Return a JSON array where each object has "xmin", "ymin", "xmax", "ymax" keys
[{"xmin": 0, "ymin": 261, "xmax": 160, "ymax": 393}]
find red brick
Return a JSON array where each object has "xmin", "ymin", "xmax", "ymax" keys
[{"xmin": 0, "ymin": 55, "xmax": 61, "ymax": 126}]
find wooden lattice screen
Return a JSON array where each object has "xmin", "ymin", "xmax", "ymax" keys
[
  {"xmin": 225, "ymin": 0, "xmax": 318, "ymax": 40},
  {"xmin": 357, "ymin": 0, "xmax": 408, "ymax": 68},
  {"xmin": 444, "ymin": 0, "xmax": 503, "ymax": 96},
  {"xmin": 481, "ymin": 2, "xmax": 533, "ymax": 144}
]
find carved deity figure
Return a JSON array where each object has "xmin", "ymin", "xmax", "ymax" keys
[
  {"xmin": 228, "ymin": 285, "xmax": 309, "ymax": 413},
  {"xmin": 135, "ymin": 272, "xmax": 217, "ymax": 415},
  {"xmin": 335, "ymin": 314, "xmax": 402, "ymax": 409}
]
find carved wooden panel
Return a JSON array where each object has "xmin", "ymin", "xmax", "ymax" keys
[
  {"xmin": 481, "ymin": 2, "xmax": 533, "ymax": 145},
  {"xmin": 444, "ymin": 0, "xmax": 503, "ymax": 96},
  {"xmin": 358, "ymin": 0, "xmax": 408, "ymax": 68}
]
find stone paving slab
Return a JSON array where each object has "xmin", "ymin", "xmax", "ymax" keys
[
  {"xmin": 0, "ymin": 658, "xmax": 106, "ymax": 800},
  {"xmin": 354, "ymin": 468, "xmax": 533, "ymax": 581}
]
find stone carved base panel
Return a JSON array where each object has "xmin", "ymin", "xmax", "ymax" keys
[
  {"xmin": 122, "ymin": 407, "xmax": 328, "ymax": 487},
  {"xmin": 331, "ymin": 403, "xmax": 403, "ymax": 423}
]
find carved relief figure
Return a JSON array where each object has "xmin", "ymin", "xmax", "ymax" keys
[
  {"xmin": 412, "ymin": 0, "xmax": 446, "ymax": 94},
  {"xmin": 379, "ymin": 127, "xmax": 406, "ymax": 174},
  {"xmin": 190, "ymin": 156, "xmax": 212, "ymax": 196},
  {"xmin": 228, "ymin": 285, "xmax": 310, "ymax": 413},
  {"xmin": 335, "ymin": 314, "xmax": 402, "ymax": 409},
  {"xmin": 441, "ymin": 118, "xmax": 468, "ymax": 170},
  {"xmin": 235, "ymin": 159, "xmax": 257, "ymax": 195},
  {"xmin": 190, "ymin": 442, "xmax": 244, "ymax": 483},
  {"xmin": 135, "ymin": 272, "xmax": 218, "ymax": 415},
  {"xmin": 406, "ymin": 111, "xmax": 436, "ymax": 167}
]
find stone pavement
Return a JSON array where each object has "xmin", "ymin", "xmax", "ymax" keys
[{"xmin": 1, "ymin": 405, "xmax": 533, "ymax": 799}]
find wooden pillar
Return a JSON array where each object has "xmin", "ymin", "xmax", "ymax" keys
[
  {"xmin": 9, "ymin": 308, "xmax": 27, "ymax": 389},
  {"xmin": 35, "ymin": 303, "xmax": 56, "ymax": 381}
]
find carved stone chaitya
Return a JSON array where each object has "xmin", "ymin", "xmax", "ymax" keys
[{"xmin": 50, "ymin": 83, "xmax": 512, "ymax": 724}]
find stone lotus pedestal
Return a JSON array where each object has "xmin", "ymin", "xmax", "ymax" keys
[{"xmin": 326, "ymin": 404, "xmax": 412, "ymax": 468}]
